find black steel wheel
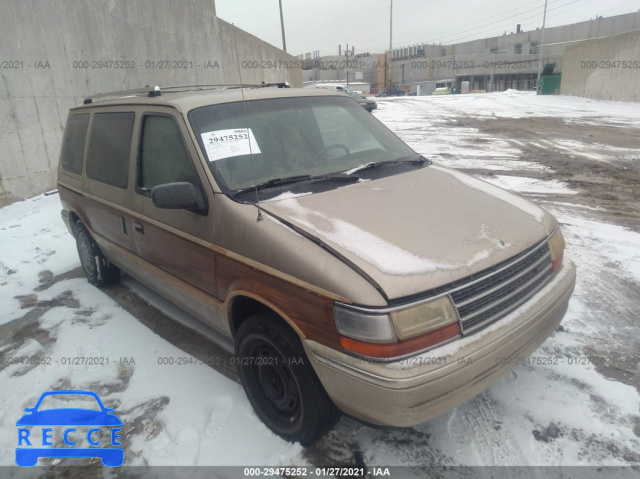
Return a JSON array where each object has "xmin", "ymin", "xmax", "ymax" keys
[
  {"xmin": 235, "ymin": 311, "xmax": 341, "ymax": 445},
  {"xmin": 75, "ymin": 222, "xmax": 120, "ymax": 286}
]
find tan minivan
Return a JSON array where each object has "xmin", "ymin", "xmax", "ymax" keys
[{"xmin": 57, "ymin": 84, "xmax": 576, "ymax": 445}]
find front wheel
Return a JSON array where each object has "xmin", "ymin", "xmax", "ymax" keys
[{"xmin": 235, "ymin": 311, "xmax": 341, "ymax": 445}]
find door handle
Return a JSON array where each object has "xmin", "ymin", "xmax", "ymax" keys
[{"xmin": 133, "ymin": 221, "xmax": 144, "ymax": 235}]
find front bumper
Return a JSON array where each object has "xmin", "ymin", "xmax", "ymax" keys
[{"xmin": 304, "ymin": 259, "xmax": 576, "ymax": 427}]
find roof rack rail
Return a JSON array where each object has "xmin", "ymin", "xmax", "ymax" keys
[
  {"xmin": 83, "ymin": 86, "xmax": 162, "ymax": 104},
  {"xmin": 82, "ymin": 82, "xmax": 291, "ymax": 104}
]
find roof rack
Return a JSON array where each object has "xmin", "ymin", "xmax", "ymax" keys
[{"xmin": 82, "ymin": 82, "xmax": 291, "ymax": 104}]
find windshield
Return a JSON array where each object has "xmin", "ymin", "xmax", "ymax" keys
[{"xmin": 189, "ymin": 96, "xmax": 417, "ymax": 198}]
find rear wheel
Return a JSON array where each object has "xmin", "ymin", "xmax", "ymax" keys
[
  {"xmin": 75, "ymin": 222, "xmax": 120, "ymax": 286},
  {"xmin": 235, "ymin": 311, "xmax": 341, "ymax": 445}
]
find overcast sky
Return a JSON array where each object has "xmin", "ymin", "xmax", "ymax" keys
[{"xmin": 216, "ymin": 0, "xmax": 640, "ymax": 56}]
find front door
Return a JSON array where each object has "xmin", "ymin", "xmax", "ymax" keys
[{"xmin": 130, "ymin": 109, "xmax": 223, "ymax": 330}]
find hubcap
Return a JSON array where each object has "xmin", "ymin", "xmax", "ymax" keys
[{"xmin": 245, "ymin": 339, "xmax": 301, "ymax": 426}]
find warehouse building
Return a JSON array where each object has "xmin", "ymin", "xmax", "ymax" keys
[{"xmin": 301, "ymin": 11, "xmax": 640, "ymax": 96}]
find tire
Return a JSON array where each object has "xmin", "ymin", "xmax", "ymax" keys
[
  {"xmin": 235, "ymin": 311, "xmax": 341, "ymax": 445},
  {"xmin": 75, "ymin": 222, "xmax": 120, "ymax": 286}
]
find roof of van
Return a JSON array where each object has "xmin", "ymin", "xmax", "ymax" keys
[{"xmin": 70, "ymin": 86, "xmax": 343, "ymax": 114}]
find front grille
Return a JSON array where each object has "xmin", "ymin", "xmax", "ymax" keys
[{"xmin": 450, "ymin": 241, "xmax": 552, "ymax": 334}]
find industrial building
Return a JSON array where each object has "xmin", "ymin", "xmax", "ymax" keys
[{"xmin": 301, "ymin": 11, "xmax": 640, "ymax": 96}]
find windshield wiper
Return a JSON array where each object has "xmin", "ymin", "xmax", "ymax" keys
[
  {"xmin": 345, "ymin": 155, "xmax": 429, "ymax": 175},
  {"xmin": 234, "ymin": 173, "xmax": 360, "ymax": 196}
]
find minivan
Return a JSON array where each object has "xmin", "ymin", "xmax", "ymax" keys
[{"xmin": 57, "ymin": 84, "xmax": 575, "ymax": 445}]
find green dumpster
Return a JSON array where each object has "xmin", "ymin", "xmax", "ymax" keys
[
  {"xmin": 537, "ymin": 75, "xmax": 562, "ymax": 95},
  {"xmin": 537, "ymin": 63, "xmax": 561, "ymax": 95}
]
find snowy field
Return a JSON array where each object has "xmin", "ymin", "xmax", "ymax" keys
[{"xmin": 1, "ymin": 91, "xmax": 639, "ymax": 475}]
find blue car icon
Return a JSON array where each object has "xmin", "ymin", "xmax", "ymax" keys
[{"xmin": 16, "ymin": 390, "xmax": 123, "ymax": 467}]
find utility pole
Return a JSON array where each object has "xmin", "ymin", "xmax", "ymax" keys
[
  {"xmin": 279, "ymin": 0, "xmax": 287, "ymax": 52},
  {"xmin": 388, "ymin": 0, "xmax": 393, "ymax": 91},
  {"xmin": 536, "ymin": 0, "xmax": 548, "ymax": 90},
  {"xmin": 344, "ymin": 43, "xmax": 352, "ymax": 84}
]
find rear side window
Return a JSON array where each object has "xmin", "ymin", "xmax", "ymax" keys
[
  {"xmin": 86, "ymin": 112, "xmax": 135, "ymax": 189},
  {"xmin": 61, "ymin": 114, "xmax": 89, "ymax": 174},
  {"xmin": 138, "ymin": 115, "xmax": 198, "ymax": 192}
]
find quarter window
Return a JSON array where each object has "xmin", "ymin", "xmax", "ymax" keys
[
  {"xmin": 60, "ymin": 114, "xmax": 89, "ymax": 174},
  {"xmin": 138, "ymin": 115, "xmax": 198, "ymax": 192},
  {"xmin": 86, "ymin": 112, "xmax": 135, "ymax": 189}
]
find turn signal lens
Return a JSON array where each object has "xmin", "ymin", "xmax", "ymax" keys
[
  {"xmin": 335, "ymin": 296, "xmax": 462, "ymax": 360},
  {"xmin": 339, "ymin": 323, "xmax": 461, "ymax": 359},
  {"xmin": 333, "ymin": 306, "xmax": 397, "ymax": 343}
]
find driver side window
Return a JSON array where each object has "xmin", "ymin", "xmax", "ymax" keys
[{"xmin": 138, "ymin": 115, "xmax": 199, "ymax": 194}]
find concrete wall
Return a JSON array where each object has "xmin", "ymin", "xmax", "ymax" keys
[
  {"xmin": 216, "ymin": 19, "xmax": 301, "ymax": 86},
  {"xmin": 561, "ymin": 30, "xmax": 640, "ymax": 102},
  {"xmin": 0, "ymin": 0, "xmax": 300, "ymax": 201}
]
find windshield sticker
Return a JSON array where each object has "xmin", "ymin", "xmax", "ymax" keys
[{"xmin": 201, "ymin": 128, "xmax": 261, "ymax": 161}]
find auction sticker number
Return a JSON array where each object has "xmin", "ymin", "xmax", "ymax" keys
[{"xmin": 201, "ymin": 128, "xmax": 261, "ymax": 162}]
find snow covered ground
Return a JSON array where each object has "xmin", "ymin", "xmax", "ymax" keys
[
  {"xmin": 0, "ymin": 195, "xmax": 303, "ymax": 468},
  {"xmin": 1, "ymin": 91, "xmax": 639, "ymax": 473}
]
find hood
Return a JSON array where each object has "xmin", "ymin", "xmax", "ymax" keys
[{"xmin": 261, "ymin": 164, "xmax": 556, "ymax": 302}]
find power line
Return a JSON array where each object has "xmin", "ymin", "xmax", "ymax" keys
[
  {"xmin": 390, "ymin": 0, "xmax": 558, "ymax": 47},
  {"xmin": 597, "ymin": 0, "xmax": 637, "ymax": 15},
  {"xmin": 353, "ymin": 0, "xmax": 561, "ymax": 50},
  {"xmin": 428, "ymin": 0, "xmax": 590, "ymax": 46},
  {"xmin": 356, "ymin": 0, "xmax": 621, "ymax": 53}
]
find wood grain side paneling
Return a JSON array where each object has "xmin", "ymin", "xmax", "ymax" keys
[
  {"xmin": 134, "ymin": 220, "xmax": 218, "ymax": 298},
  {"xmin": 216, "ymin": 254, "xmax": 341, "ymax": 350}
]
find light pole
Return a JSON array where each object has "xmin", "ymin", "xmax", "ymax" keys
[
  {"xmin": 279, "ymin": 0, "xmax": 287, "ymax": 52},
  {"xmin": 536, "ymin": 0, "xmax": 548, "ymax": 90},
  {"xmin": 388, "ymin": 0, "xmax": 393, "ymax": 91}
]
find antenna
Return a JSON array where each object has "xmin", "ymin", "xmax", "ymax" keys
[{"xmin": 231, "ymin": 25, "xmax": 263, "ymax": 222}]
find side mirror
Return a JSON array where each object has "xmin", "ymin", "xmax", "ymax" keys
[{"xmin": 151, "ymin": 182, "xmax": 205, "ymax": 211}]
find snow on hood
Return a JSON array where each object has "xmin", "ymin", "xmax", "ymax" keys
[{"xmin": 262, "ymin": 165, "xmax": 556, "ymax": 300}]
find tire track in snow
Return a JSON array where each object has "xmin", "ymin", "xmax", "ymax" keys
[{"xmin": 447, "ymin": 392, "xmax": 535, "ymax": 476}]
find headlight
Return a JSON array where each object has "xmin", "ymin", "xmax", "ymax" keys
[
  {"xmin": 548, "ymin": 227, "xmax": 565, "ymax": 272},
  {"xmin": 334, "ymin": 296, "xmax": 461, "ymax": 360},
  {"xmin": 390, "ymin": 296, "xmax": 458, "ymax": 340}
]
